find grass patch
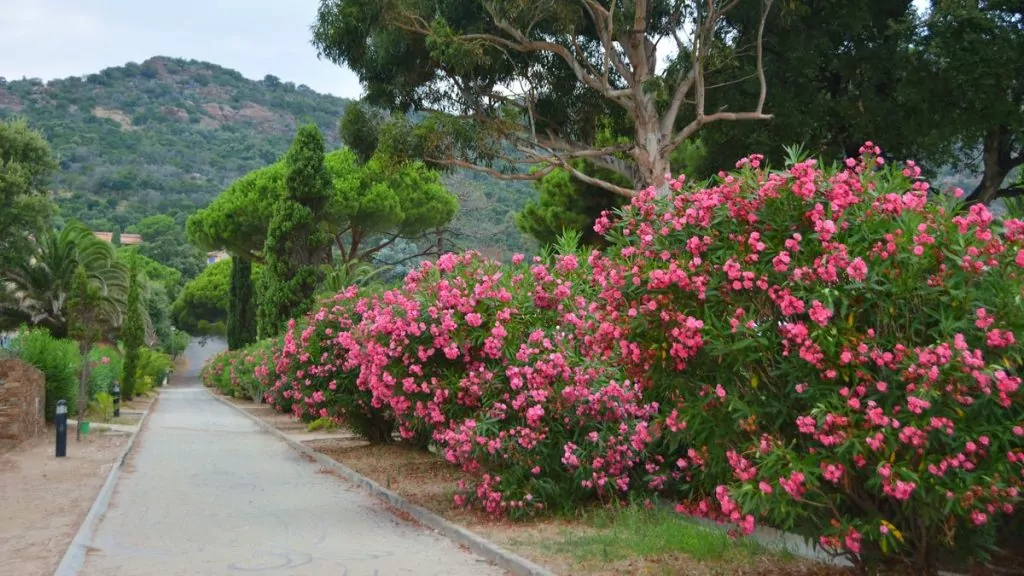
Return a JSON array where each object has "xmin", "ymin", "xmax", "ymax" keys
[
  {"xmin": 543, "ymin": 504, "xmax": 764, "ymax": 564},
  {"xmin": 494, "ymin": 503, "xmax": 830, "ymax": 576}
]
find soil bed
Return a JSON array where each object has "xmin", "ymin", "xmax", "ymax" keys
[{"xmin": 0, "ymin": 427, "xmax": 129, "ymax": 576}]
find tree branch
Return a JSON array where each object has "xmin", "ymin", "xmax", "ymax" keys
[
  {"xmin": 559, "ymin": 162, "xmax": 637, "ymax": 197},
  {"xmin": 426, "ymin": 156, "xmax": 556, "ymax": 181},
  {"xmin": 997, "ymin": 186, "xmax": 1024, "ymax": 199},
  {"xmin": 665, "ymin": 0, "xmax": 773, "ymax": 152},
  {"xmin": 355, "ymin": 234, "xmax": 401, "ymax": 261}
]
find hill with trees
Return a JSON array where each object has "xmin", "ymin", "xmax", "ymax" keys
[
  {"xmin": 0, "ymin": 56, "xmax": 538, "ymax": 257},
  {"xmin": 0, "ymin": 56, "xmax": 351, "ymax": 232}
]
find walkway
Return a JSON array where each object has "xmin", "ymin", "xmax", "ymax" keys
[{"xmin": 78, "ymin": 341, "xmax": 502, "ymax": 576}]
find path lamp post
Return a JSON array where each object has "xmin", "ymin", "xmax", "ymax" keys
[
  {"xmin": 112, "ymin": 381, "xmax": 121, "ymax": 418},
  {"xmin": 55, "ymin": 400, "xmax": 68, "ymax": 457}
]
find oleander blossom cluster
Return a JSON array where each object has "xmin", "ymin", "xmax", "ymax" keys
[{"xmin": 211, "ymin": 144, "xmax": 1022, "ymax": 572}]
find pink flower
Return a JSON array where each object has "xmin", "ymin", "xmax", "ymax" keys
[
  {"xmin": 758, "ymin": 481, "xmax": 773, "ymax": 494},
  {"xmin": 844, "ymin": 528, "xmax": 862, "ymax": 554},
  {"xmin": 808, "ymin": 300, "xmax": 833, "ymax": 327},
  {"xmin": 971, "ymin": 510, "xmax": 988, "ymax": 526},
  {"xmin": 846, "ymin": 257, "xmax": 868, "ymax": 281}
]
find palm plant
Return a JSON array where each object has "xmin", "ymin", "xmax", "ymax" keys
[
  {"xmin": 317, "ymin": 259, "xmax": 393, "ymax": 296},
  {"xmin": 0, "ymin": 222, "xmax": 129, "ymax": 338}
]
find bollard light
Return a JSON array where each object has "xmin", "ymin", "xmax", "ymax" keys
[
  {"xmin": 55, "ymin": 399, "xmax": 68, "ymax": 458},
  {"xmin": 111, "ymin": 381, "xmax": 121, "ymax": 418}
]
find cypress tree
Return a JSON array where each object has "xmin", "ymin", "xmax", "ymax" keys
[
  {"xmin": 227, "ymin": 256, "xmax": 257, "ymax": 349},
  {"xmin": 121, "ymin": 258, "xmax": 145, "ymax": 399},
  {"xmin": 260, "ymin": 125, "xmax": 332, "ymax": 336}
]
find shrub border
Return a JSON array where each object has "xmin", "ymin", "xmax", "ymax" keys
[
  {"xmin": 208, "ymin": 389, "xmax": 558, "ymax": 576},
  {"xmin": 53, "ymin": 396, "xmax": 157, "ymax": 576}
]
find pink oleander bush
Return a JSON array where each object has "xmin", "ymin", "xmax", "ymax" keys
[
  {"xmin": 270, "ymin": 244, "xmax": 661, "ymax": 514},
  {"xmin": 270, "ymin": 290, "xmax": 395, "ymax": 441},
  {"xmin": 201, "ymin": 338, "xmax": 280, "ymax": 403},
  {"xmin": 257, "ymin": 143, "xmax": 1022, "ymax": 573},
  {"xmin": 595, "ymin": 145, "xmax": 1024, "ymax": 571}
]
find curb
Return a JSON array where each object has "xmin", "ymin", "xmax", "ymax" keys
[
  {"xmin": 208, "ymin": 390, "xmax": 557, "ymax": 576},
  {"xmin": 52, "ymin": 396, "xmax": 157, "ymax": 576}
]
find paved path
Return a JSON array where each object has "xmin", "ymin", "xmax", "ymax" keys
[{"xmin": 78, "ymin": 342, "xmax": 503, "ymax": 576}]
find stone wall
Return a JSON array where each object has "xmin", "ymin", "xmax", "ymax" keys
[{"xmin": 0, "ymin": 359, "xmax": 46, "ymax": 449}]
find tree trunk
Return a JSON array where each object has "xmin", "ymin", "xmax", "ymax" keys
[
  {"xmin": 633, "ymin": 101, "xmax": 672, "ymax": 196},
  {"xmin": 76, "ymin": 342, "xmax": 90, "ymax": 441},
  {"xmin": 966, "ymin": 127, "xmax": 1013, "ymax": 205}
]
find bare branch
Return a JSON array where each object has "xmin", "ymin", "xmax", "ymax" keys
[
  {"xmin": 560, "ymin": 162, "xmax": 637, "ymax": 197},
  {"xmin": 464, "ymin": 5, "xmax": 635, "ymax": 108},
  {"xmin": 755, "ymin": 0, "xmax": 774, "ymax": 114},
  {"xmin": 426, "ymin": 156, "xmax": 556, "ymax": 181},
  {"xmin": 665, "ymin": 0, "xmax": 774, "ymax": 152},
  {"xmin": 356, "ymin": 234, "xmax": 401, "ymax": 261}
]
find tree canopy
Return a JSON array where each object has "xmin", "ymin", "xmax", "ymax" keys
[
  {"xmin": 922, "ymin": 0, "xmax": 1024, "ymax": 203},
  {"xmin": 0, "ymin": 118, "xmax": 57, "ymax": 274},
  {"xmin": 326, "ymin": 148, "xmax": 459, "ymax": 265},
  {"xmin": 186, "ymin": 163, "xmax": 285, "ymax": 263},
  {"xmin": 695, "ymin": 1, "xmax": 927, "ymax": 170},
  {"xmin": 129, "ymin": 214, "xmax": 206, "ymax": 280},
  {"xmin": 189, "ymin": 127, "xmax": 460, "ymax": 273},
  {"xmin": 1, "ymin": 222, "xmax": 129, "ymax": 338},
  {"xmin": 171, "ymin": 259, "xmax": 231, "ymax": 336},
  {"xmin": 116, "ymin": 246, "xmax": 183, "ymax": 301},
  {"xmin": 313, "ymin": 0, "xmax": 776, "ymax": 195}
]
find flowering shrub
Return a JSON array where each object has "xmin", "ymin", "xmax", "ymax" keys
[
  {"xmin": 253, "ymin": 143, "xmax": 1022, "ymax": 572},
  {"xmin": 267, "ymin": 242, "xmax": 662, "ymax": 514},
  {"xmin": 595, "ymin": 145, "xmax": 1024, "ymax": 571},
  {"xmin": 201, "ymin": 338, "xmax": 280, "ymax": 402},
  {"xmin": 270, "ymin": 289, "xmax": 396, "ymax": 441}
]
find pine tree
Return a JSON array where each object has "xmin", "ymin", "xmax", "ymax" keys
[
  {"xmin": 259, "ymin": 125, "xmax": 332, "ymax": 336},
  {"xmin": 227, "ymin": 255, "xmax": 257, "ymax": 349},
  {"xmin": 121, "ymin": 258, "xmax": 145, "ymax": 399}
]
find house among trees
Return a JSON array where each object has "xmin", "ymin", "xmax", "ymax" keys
[
  {"xmin": 206, "ymin": 250, "xmax": 229, "ymax": 265},
  {"xmin": 93, "ymin": 231, "xmax": 143, "ymax": 246}
]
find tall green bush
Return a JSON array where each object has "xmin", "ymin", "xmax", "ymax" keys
[
  {"xmin": 11, "ymin": 327, "xmax": 81, "ymax": 419},
  {"xmin": 121, "ymin": 260, "xmax": 145, "ymax": 398},
  {"xmin": 135, "ymin": 347, "xmax": 173, "ymax": 388},
  {"xmin": 227, "ymin": 256, "xmax": 257, "ymax": 350}
]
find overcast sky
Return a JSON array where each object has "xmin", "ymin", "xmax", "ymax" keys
[
  {"xmin": 0, "ymin": 0, "xmax": 364, "ymax": 98},
  {"xmin": 1, "ymin": 0, "xmax": 932, "ymax": 101}
]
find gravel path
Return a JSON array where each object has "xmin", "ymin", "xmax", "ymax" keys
[{"xmin": 78, "ymin": 341, "xmax": 502, "ymax": 575}]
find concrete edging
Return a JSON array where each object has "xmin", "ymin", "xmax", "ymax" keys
[
  {"xmin": 52, "ymin": 396, "xmax": 157, "ymax": 576},
  {"xmin": 208, "ymin": 390, "xmax": 557, "ymax": 576}
]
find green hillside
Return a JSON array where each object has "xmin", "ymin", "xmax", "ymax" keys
[
  {"xmin": 0, "ymin": 56, "xmax": 536, "ymax": 256},
  {"xmin": 0, "ymin": 57, "xmax": 352, "ymax": 231}
]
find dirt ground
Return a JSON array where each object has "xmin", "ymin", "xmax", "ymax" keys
[{"xmin": 0, "ymin": 427, "xmax": 130, "ymax": 576}]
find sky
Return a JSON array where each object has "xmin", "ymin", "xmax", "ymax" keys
[
  {"xmin": 0, "ymin": 0, "xmax": 364, "ymax": 98},
  {"xmin": 1, "ymin": 0, "xmax": 932, "ymax": 100}
]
